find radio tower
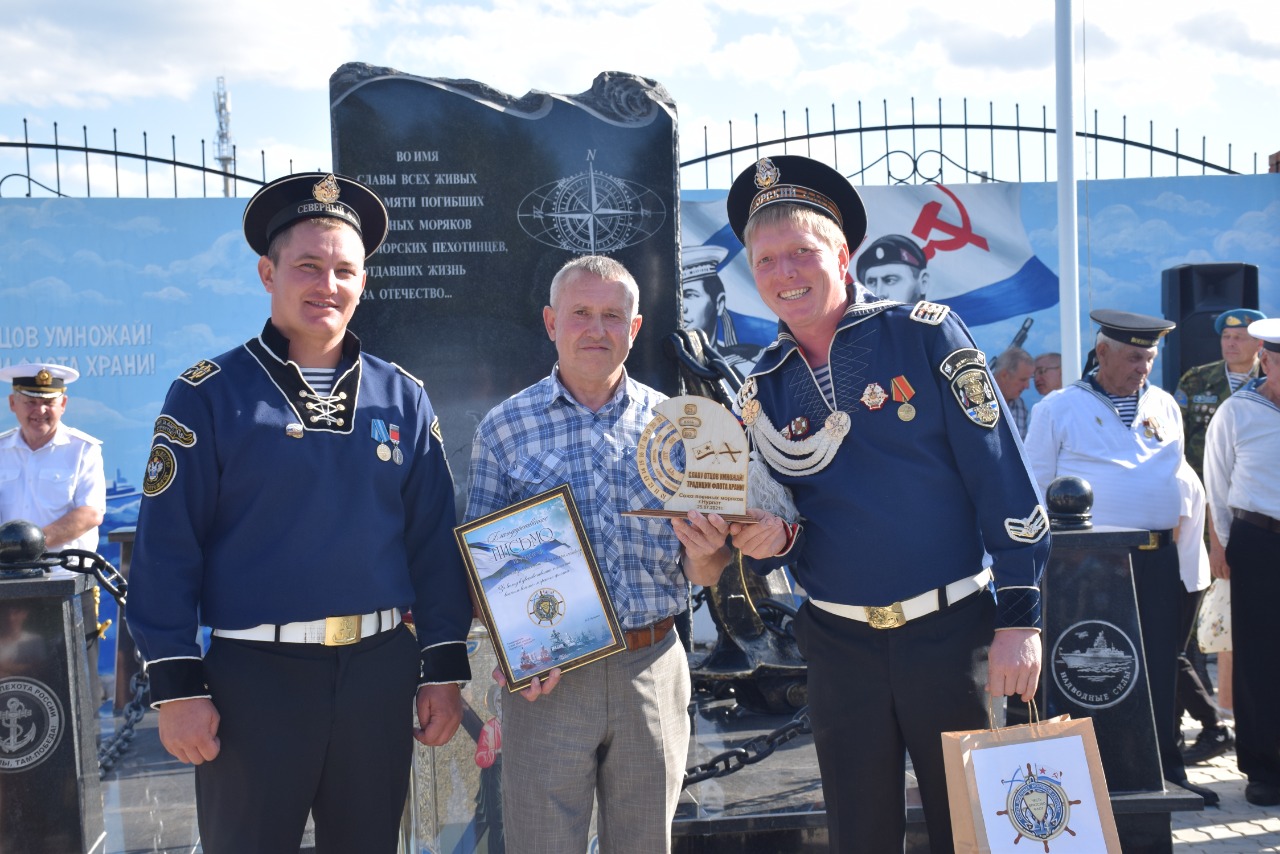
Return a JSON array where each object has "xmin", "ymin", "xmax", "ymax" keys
[{"xmin": 213, "ymin": 77, "xmax": 234, "ymax": 197}]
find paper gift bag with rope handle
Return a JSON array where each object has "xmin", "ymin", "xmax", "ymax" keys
[{"xmin": 941, "ymin": 702, "xmax": 1121, "ymax": 853}]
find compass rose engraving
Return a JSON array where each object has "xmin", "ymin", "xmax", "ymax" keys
[{"xmin": 517, "ymin": 157, "xmax": 666, "ymax": 253}]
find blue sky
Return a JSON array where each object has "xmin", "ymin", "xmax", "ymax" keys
[{"xmin": 2, "ymin": 1, "xmax": 1278, "ymax": 197}]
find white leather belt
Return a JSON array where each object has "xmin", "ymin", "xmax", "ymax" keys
[
  {"xmin": 212, "ymin": 608, "xmax": 401, "ymax": 646},
  {"xmin": 811, "ymin": 568, "xmax": 993, "ymax": 629}
]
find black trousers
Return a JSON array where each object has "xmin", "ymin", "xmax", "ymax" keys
[
  {"xmin": 196, "ymin": 625, "xmax": 420, "ymax": 854},
  {"xmin": 1227, "ymin": 518, "xmax": 1280, "ymax": 787},
  {"xmin": 795, "ymin": 590, "xmax": 993, "ymax": 853},
  {"xmin": 1130, "ymin": 543, "xmax": 1186, "ymax": 783}
]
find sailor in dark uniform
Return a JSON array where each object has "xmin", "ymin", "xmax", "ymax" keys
[
  {"xmin": 717, "ymin": 155, "xmax": 1049, "ymax": 852},
  {"xmin": 126, "ymin": 173, "xmax": 472, "ymax": 854}
]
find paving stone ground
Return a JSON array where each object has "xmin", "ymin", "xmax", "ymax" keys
[{"xmin": 1171, "ymin": 714, "xmax": 1280, "ymax": 852}]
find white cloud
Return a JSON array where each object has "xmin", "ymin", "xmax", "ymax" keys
[
  {"xmin": 1143, "ymin": 192, "xmax": 1220, "ymax": 217},
  {"xmin": 143, "ymin": 286, "xmax": 190, "ymax": 302},
  {"xmin": 0, "ymin": 275, "xmax": 120, "ymax": 306},
  {"xmin": 1214, "ymin": 201, "xmax": 1280, "ymax": 256}
]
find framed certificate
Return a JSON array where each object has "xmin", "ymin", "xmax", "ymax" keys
[{"xmin": 454, "ymin": 485, "xmax": 626, "ymax": 692}]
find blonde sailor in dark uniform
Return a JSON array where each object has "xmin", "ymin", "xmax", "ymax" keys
[{"xmin": 704, "ymin": 155, "xmax": 1049, "ymax": 853}]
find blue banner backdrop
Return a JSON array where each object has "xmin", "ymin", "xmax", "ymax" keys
[{"xmin": 2, "ymin": 174, "xmax": 1277, "ymax": 680}]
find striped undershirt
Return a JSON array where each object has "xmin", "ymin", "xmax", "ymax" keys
[
  {"xmin": 812, "ymin": 363, "xmax": 837, "ymax": 409},
  {"xmin": 1107, "ymin": 392, "xmax": 1139, "ymax": 427},
  {"xmin": 1227, "ymin": 370, "xmax": 1250, "ymax": 393},
  {"xmin": 299, "ymin": 367, "xmax": 336, "ymax": 397}
]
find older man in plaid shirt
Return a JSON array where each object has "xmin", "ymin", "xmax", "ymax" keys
[{"xmin": 465, "ymin": 254, "xmax": 731, "ymax": 854}]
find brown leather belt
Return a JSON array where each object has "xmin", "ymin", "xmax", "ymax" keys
[
  {"xmin": 623, "ymin": 616, "xmax": 675, "ymax": 651},
  {"xmin": 1233, "ymin": 508, "xmax": 1280, "ymax": 534}
]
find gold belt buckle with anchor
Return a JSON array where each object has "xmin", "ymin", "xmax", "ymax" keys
[
  {"xmin": 323, "ymin": 615, "xmax": 362, "ymax": 646},
  {"xmin": 865, "ymin": 602, "xmax": 907, "ymax": 630}
]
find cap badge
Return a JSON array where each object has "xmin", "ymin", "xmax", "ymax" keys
[
  {"xmin": 754, "ymin": 158, "xmax": 781, "ymax": 190},
  {"xmin": 313, "ymin": 174, "xmax": 341, "ymax": 204},
  {"xmin": 1225, "ymin": 315, "xmax": 1242, "ymax": 326},
  {"xmin": 35, "ymin": 369, "xmax": 52, "ymax": 387}
]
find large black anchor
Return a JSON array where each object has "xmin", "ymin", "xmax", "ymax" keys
[{"xmin": 665, "ymin": 329, "xmax": 807, "ymax": 714}]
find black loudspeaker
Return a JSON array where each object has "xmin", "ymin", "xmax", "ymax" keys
[{"xmin": 1160, "ymin": 263, "xmax": 1259, "ymax": 389}]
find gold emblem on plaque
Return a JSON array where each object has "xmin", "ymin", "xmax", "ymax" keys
[{"xmin": 625, "ymin": 395, "xmax": 755, "ymax": 523}]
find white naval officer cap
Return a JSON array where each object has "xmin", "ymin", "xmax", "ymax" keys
[
  {"xmin": 0, "ymin": 362, "xmax": 80, "ymax": 398},
  {"xmin": 1247, "ymin": 318, "xmax": 1280, "ymax": 353}
]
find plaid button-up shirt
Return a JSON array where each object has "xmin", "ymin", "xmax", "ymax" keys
[{"xmin": 465, "ymin": 368, "xmax": 686, "ymax": 629}]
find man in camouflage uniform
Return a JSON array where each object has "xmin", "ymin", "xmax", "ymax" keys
[
  {"xmin": 1172, "ymin": 307, "xmax": 1265, "ymax": 765},
  {"xmin": 1176, "ymin": 308, "xmax": 1266, "ymax": 480}
]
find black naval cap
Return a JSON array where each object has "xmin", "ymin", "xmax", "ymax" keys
[
  {"xmin": 855, "ymin": 234, "xmax": 927, "ymax": 282},
  {"xmin": 242, "ymin": 172, "xmax": 389, "ymax": 259},
  {"xmin": 1090, "ymin": 309, "xmax": 1176, "ymax": 347},
  {"xmin": 727, "ymin": 155, "xmax": 868, "ymax": 251}
]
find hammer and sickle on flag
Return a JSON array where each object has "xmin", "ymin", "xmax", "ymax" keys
[{"xmin": 911, "ymin": 185, "xmax": 990, "ymax": 260}]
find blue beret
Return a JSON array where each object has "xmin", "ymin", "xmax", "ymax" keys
[{"xmin": 1214, "ymin": 308, "xmax": 1266, "ymax": 336}]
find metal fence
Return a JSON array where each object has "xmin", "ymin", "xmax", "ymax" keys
[
  {"xmin": 2, "ymin": 98, "xmax": 1265, "ymax": 199},
  {"xmin": 681, "ymin": 98, "xmax": 1261, "ymax": 190},
  {"xmin": 0, "ymin": 120, "xmax": 275, "ymax": 199}
]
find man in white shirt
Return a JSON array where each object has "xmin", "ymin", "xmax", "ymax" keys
[
  {"xmin": 0, "ymin": 362, "xmax": 107, "ymax": 700},
  {"xmin": 1202, "ymin": 318, "xmax": 1280, "ymax": 808}
]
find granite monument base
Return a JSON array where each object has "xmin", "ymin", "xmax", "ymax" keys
[
  {"xmin": 1041, "ymin": 524, "xmax": 1201, "ymax": 853},
  {"xmin": 0, "ymin": 573, "xmax": 105, "ymax": 854}
]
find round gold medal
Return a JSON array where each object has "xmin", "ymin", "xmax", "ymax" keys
[
  {"xmin": 898, "ymin": 403, "xmax": 916, "ymax": 422},
  {"xmin": 376, "ymin": 443, "xmax": 392, "ymax": 461}
]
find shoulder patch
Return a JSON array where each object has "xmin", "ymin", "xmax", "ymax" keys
[
  {"xmin": 1173, "ymin": 389, "xmax": 1188, "ymax": 406},
  {"xmin": 1005, "ymin": 505, "xmax": 1049, "ymax": 543},
  {"xmin": 179, "ymin": 359, "xmax": 220, "ymax": 386},
  {"xmin": 940, "ymin": 348, "xmax": 999, "ymax": 428},
  {"xmin": 153, "ymin": 415, "xmax": 197, "ymax": 448},
  {"xmin": 142, "ymin": 445, "xmax": 178, "ymax": 497},
  {"xmin": 909, "ymin": 300, "xmax": 950, "ymax": 325},
  {"xmin": 430, "ymin": 415, "xmax": 444, "ymax": 446},
  {"xmin": 393, "ymin": 362, "xmax": 425, "ymax": 388}
]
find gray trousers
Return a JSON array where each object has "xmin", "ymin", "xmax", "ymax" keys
[{"xmin": 501, "ymin": 630, "xmax": 690, "ymax": 854}]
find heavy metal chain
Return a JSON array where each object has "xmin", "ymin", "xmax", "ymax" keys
[
  {"xmin": 98, "ymin": 665, "xmax": 149, "ymax": 778},
  {"xmin": 682, "ymin": 705, "xmax": 812, "ymax": 788}
]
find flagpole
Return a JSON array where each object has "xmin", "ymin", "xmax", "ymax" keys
[{"xmin": 1056, "ymin": 0, "xmax": 1082, "ymax": 383}]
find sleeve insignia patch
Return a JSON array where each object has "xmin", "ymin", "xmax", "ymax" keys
[
  {"xmin": 909, "ymin": 301, "xmax": 950, "ymax": 325},
  {"xmin": 179, "ymin": 359, "xmax": 220, "ymax": 386},
  {"xmin": 939, "ymin": 348, "xmax": 987, "ymax": 379},
  {"xmin": 152, "ymin": 415, "xmax": 197, "ymax": 448},
  {"xmin": 430, "ymin": 416, "xmax": 444, "ymax": 446},
  {"xmin": 941, "ymin": 349, "xmax": 999, "ymax": 428},
  {"xmin": 142, "ymin": 445, "xmax": 178, "ymax": 497},
  {"xmin": 1005, "ymin": 505, "xmax": 1049, "ymax": 543}
]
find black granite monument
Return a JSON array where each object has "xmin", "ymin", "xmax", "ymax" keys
[
  {"xmin": 0, "ymin": 572, "xmax": 105, "ymax": 853},
  {"xmin": 330, "ymin": 64, "xmax": 681, "ymax": 487},
  {"xmin": 1040, "ymin": 478, "xmax": 1200, "ymax": 853}
]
